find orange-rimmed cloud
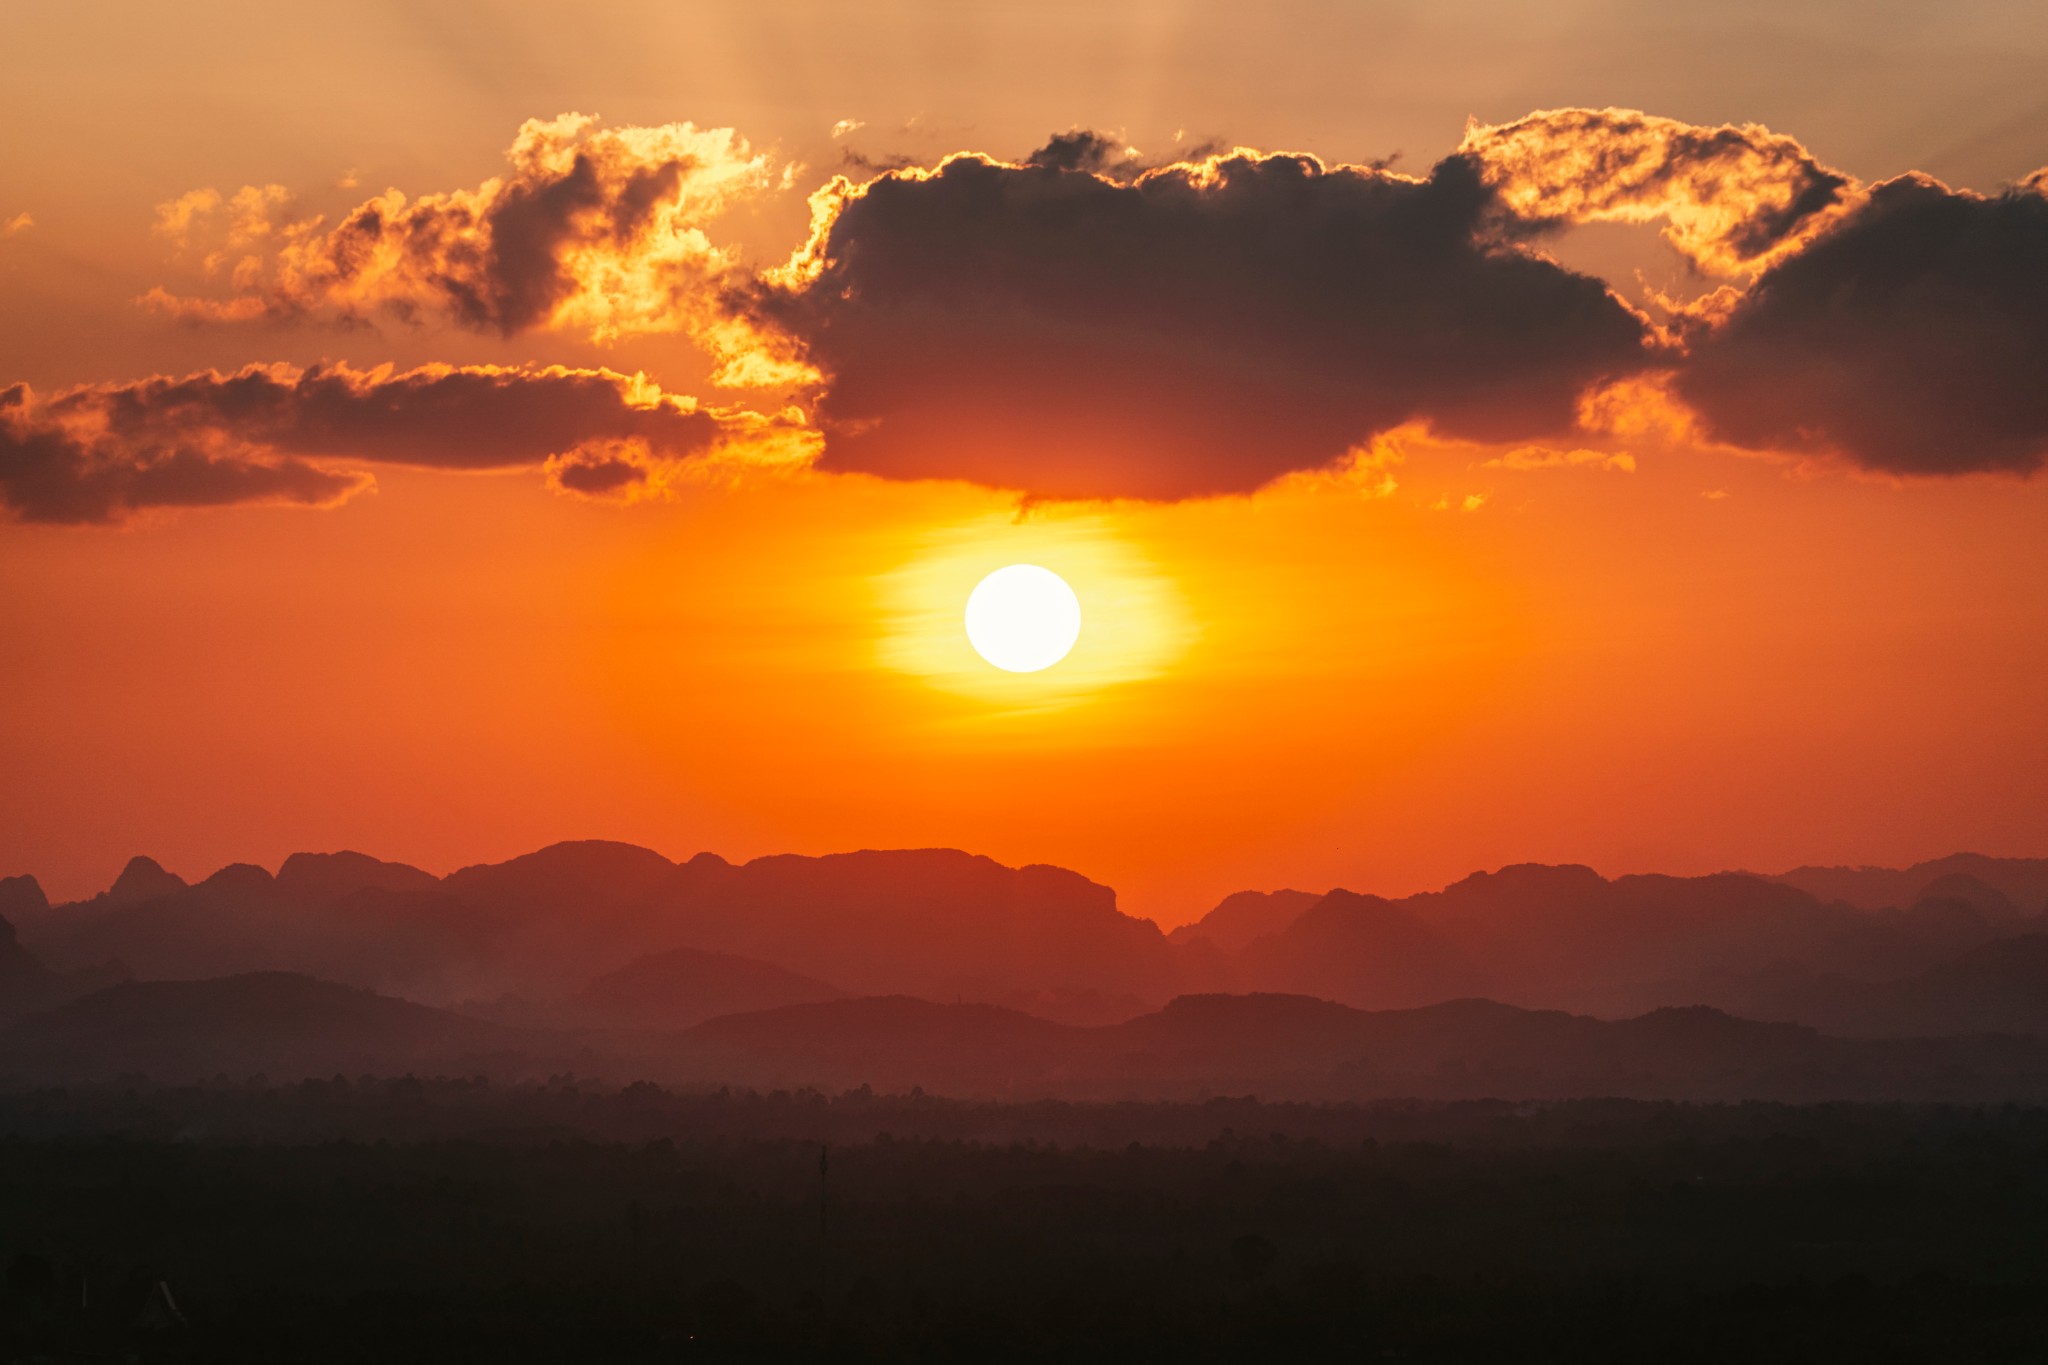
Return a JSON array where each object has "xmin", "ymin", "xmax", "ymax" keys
[
  {"xmin": 1457, "ymin": 107, "xmax": 1856, "ymax": 276},
  {"xmin": 1, "ymin": 362, "xmax": 799, "ymax": 524},
  {"xmin": 140, "ymin": 113, "xmax": 803, "ymax": 381},
  {"xmin": 739, "ymin": 137, "xmax": 1659, "ymax": 501},
  {"xmin": 1679, "ymin": 172, "xmax": 2048, "ymax": 475},
  {"xmin": 0, "ymin": 384, "xmax": 362, "ymax": 524}
]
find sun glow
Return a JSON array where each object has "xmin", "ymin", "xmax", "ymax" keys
[
  {"xmin": 877, "ymin": 511, "xmax": 1194, "ymax": 707},
  {"xmin": 964, "ymin": 565, "xmax": 1082, "ymax": 672}
]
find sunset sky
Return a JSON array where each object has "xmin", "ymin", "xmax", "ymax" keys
[{"xmin": 4, "ymin": 0, "xmax": 2046, "ymax": 923}]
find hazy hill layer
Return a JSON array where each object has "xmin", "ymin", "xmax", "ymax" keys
[
  {"xmin": 672, "ymin": 990, "xmax": 2048, "ymax": 1103},
  {"xmin": 1690, "ymin": 933, "xmax": 2048, "ymax": 1039},
  {"xmin": 1770, "ymin": 854, "xmax": 2048, "ymax": 916},
  {"xmin": 1, "ymin": 892, "xmax": 124, "ymax": 1024},
  {"xmin": 11, "ymin": 966, "xmax": 2048, "ymax": 1102},
  {"xmin": 568, "ymin": 946, "xmax": 845, "ymax": 1030},
  {"xmin": 0, "ymin": 972, "xmax": 526, "ymax": 1081},
  {"xmin": 0, "ymin": 908, "xmax": 55, "ymax": 1017}
]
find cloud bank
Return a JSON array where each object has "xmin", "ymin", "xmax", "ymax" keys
[
  {"xmin": 71, "ymin": 106, "xmax": 2048, "ymax": 520},
  {"xmin": 1, "ymin": 363, "xmax": 781, "ymax": 524}
]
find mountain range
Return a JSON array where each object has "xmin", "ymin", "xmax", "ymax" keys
[
  {"xmin": 7, "ymin": 843, "xmax": 1171, "ymax": 1007},
  {"xmin": 4, "ymin": 841, "xmax": 2048, "ymax": 1098}
]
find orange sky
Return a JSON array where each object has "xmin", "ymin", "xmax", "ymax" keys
[{"xmin": 4, "ymin": 1, "xmax": 2047, "ymax": 922}]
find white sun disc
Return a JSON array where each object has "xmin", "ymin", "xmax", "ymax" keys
[{"xmin": 964, "ymin": 565, "xmax": 1082, "ymax": 672}]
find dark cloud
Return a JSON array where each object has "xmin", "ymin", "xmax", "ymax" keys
[
  {"xmin": 747, "ymin": 139, "xmax": 1656, "ymax": 500},
  {"xmin": 837, "ymin": 148, "xmax": 924, "ymax": 176},
  {"xmin": 1677, "ymin": 174, "xmax": 2048, "ymax": 474},
  {"xmin": 1022, "ymin": 131, "xmax": 1134, "ymax": 176},
  {"xmin": 2, "ymin": 363, "xmax": 762, "ymax": 524},
  {"xmin": 0, "ymin": 383, "xmax": 362, "ymax": 524},
  {"xmin": 65, "ymin": 363, "xmax": 723, "ymax": 469},
  {"xmin": 547, "ymin": 449, "xmax": 651, "ymax": 496}
]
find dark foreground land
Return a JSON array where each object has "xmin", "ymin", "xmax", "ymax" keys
[{"xmin": 4, "ymin": 1085, "xmax": 2048, "ymax": 1363}]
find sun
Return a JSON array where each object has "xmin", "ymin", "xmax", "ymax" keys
[
  {"xmin": 876, "ymin": 511, "xmax": 1191, "ymax": 704},
  {"xmin": 964, "ymin": 565, "xmax": 1082, "ymax": 672}
]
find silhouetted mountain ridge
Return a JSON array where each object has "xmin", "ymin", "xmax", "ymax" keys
[
  {"xmin": 103, "ymin": 856, "xmax": 185, "ymax": 908},
  {"xmin": 1224, "ymin": 863, "xmax": 2030, "ymax": 1018},
  {"xmin": 1168, "ymin": 888, "xmax": 1321, "ymax": 953},
  {"xmin": 11, "ymin": 844, "xmax": 2048, "ymax": 1040},
  {"xmin": 13, "ymin": 842, "xmax": 1173, "ymax": 1008},
  {"xmin": 277, "ymin": 850, "xmax": 439, "ymax": 904},
  {"xmin": 1769, "ymin": 854, "xmax": 2048, "ymax": 917}
]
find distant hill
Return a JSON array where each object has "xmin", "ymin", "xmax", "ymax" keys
[
  {"xmin": 1228, "ymin": 865, "xmax": 1880, "ymax": 1016},
  {"xmin": 990, "ymin": 986, "xmax": 1156, "ymax": 1026},
  {"xmin": 277, "ymin": 850, "xmax": 440, "ymax": 904},
  {"xmin": 1, "ymin": 895, "xmax": 123, "ymax": 1025},
  {"xmin": 13, "ymin": 843, "xmax": 1177, "ymax": 1007},
  {"xmin": 1101, "ymin": 994, "xmax": 1846, "ymax": 1097},
  {"xmin": 685, "ymin": 996, "xmax": 1074, "ymax": 1092},
  {"xmin": 1238, "ymin": 888, "xmax": 1489, "ymax": 1009},
  {"xmin": 1770, "ymin": 855, "xmax": 2048, "ymax": 917},
  {"xmin": 638, "ymin": 848, "xmax": 1175, "ymax": 1003},
  {"xmin": 567, "ymin": 947, "xmax": 844, "ymax": 1030},
  {"xmin": 673, "ymin": 990, "xmax": 2048, "ymax": 1103},
  {"xmin": 0, "ymin": 972, "xmax": 530, "ymax": 1081},
  {"xmin": 100, "ymin": 855, "xmax": 186, "ymax": 908},
  {"xmin": 1691, "ymin": 934, "xmax": 2048, "ymax": 1040},
  {"xmin": 0, "ymin": 874, "xmax": 48, "ymax": 925},
  {"xmin": 1167, "ymin": 888, "xmax": 1321, "ymax": 953},
  {"xmin": 442, "ymin": 840, "xmax": 679, "ymax": 923},
  {"xmin": 12, "ymin": 849, "xmax": 449, "ymax": 989},
  {"xmin": 0, "ymin": 906, "xmax": 55, "ymax": 1016}
]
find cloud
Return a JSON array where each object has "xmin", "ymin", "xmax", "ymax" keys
[
  {"xmin": 830, "ymin": 118, "xmax": 864, "ymax": 139},
  {"xmin": 1022, "ymin": 130, "xmax": 1141, "ymax": 177},
  {"xmin": 153, "ymin": 185, "xmax": 290, "ymax": 260},
  {"xmin": 1, "ymin": 383, "xmax": 366, "ymax": 525},
  {"xmin": 2, "ymin": 213, "xmax": 31, "ymax": 237},
  {"xmin": 546, "ymin": 443, "xmax": 653, "ymax": 497},
  {"xmin": 1458, "ymin": 108, "xmax": 1855, "ymax": 275},
  {"xmin": 2, "ymin": 362, "xmax": 791, "ymax": 524},
  {"xmin": 1483, "ymin": 445, "xmax": 1636, "ymax": 472},
  {"xmin": 1676, "ymin": 172, "xmax": 2048, "ymax": 475},
  {"xmin": 142, "ymin": 114, "xmax": 790, "ymax": 368},
  {"xmin": 741, "ymin": 137, "xmax": 1657, "ymax": 500}
]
